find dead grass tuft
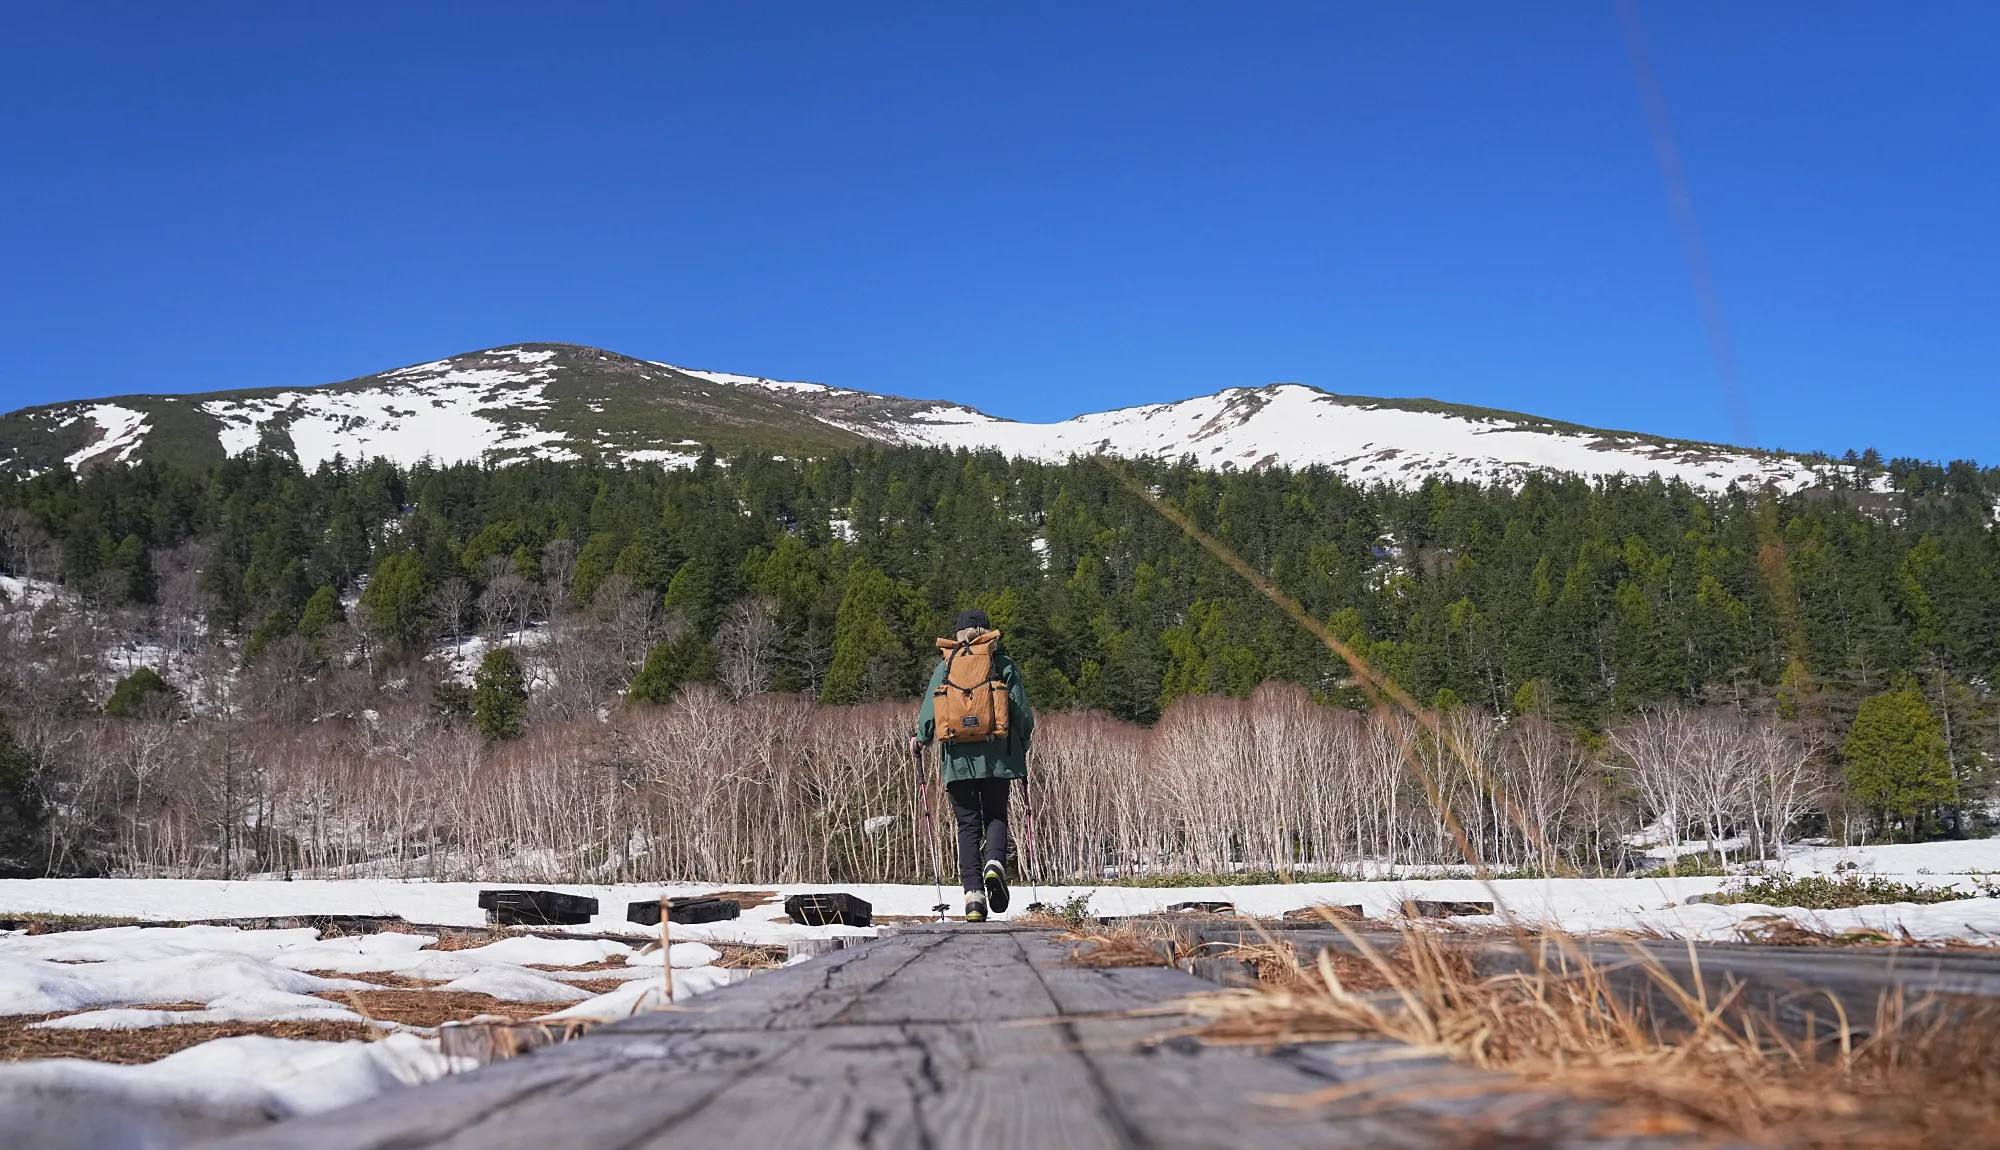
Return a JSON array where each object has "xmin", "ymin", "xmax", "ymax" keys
[
  {"xmin": 1184, "ymin": 920, "xmax": 2000, "ymax": 1148},
  {"xmin": 1061, "ymin": 926, "xmax": 1179, "ymax": 969},
  {"xmin": 300, "ymin": 969, "xmax": 446, "ymax": 989},
  {"xmin": 1730, "ymin": 918, "xmax": 1989, "ymax": 950},
  {"xmin": 422, "ymin": 929, "xmax": 508, "ymax": 951},
  {"xmin": 0, "ymin": 1012, "xmax": 371, "ymax": 1064},
  {"xmin": 711, "ymin": 944, "xmax": 786, "ymax": 970},
  {"xmin": 315, "ymin": 989, "xmax": 578, "ymax": 1028}
]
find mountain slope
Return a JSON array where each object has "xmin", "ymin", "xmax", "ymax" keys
[{"xmin": 0, "ymin": 342, "xmax": 1819, "ymax": 491}]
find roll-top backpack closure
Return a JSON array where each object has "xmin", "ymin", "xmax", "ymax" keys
[{"xmin": 931, "ymin": 629, "xmax": 1008, "ymax": 743}]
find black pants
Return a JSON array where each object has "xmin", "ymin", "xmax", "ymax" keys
[{"xmin": 945, "ymin": 777, "xmax": 1009, "ymax": 893}]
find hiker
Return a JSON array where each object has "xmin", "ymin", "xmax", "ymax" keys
[{"xmin": 910, "ymin": 608, "xmax": 1035, "ymax": 923}]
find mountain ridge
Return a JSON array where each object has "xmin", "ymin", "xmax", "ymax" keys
[{"xmin": 0, "ymin": 342, "xmax": 1821, "ymax": 491}]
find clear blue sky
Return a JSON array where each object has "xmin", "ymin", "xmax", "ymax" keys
[{"xmin": 3, "ymin": 3, "xmax": 1995, "ymax": 463}]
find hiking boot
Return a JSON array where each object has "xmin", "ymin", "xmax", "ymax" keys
[
  {"xmin": 964, "ymin": 894, "xmax": 988, "ymax": 923},
  {"xmin": 983, "ymin": 860, "xmax": 1010, "ymax": 914}
]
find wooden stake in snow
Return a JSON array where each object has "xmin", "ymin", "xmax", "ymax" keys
[{"xmin": 659, "ymin": 895, "xmax": 672, "ymax": 1007}]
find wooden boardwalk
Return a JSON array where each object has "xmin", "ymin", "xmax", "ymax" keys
[{"xmin": 216, "ymin": 923, "xmax": 1672, "ymax": 1150}]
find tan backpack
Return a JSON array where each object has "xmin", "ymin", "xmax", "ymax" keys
[{"xmin": 932, "ymin": 630, "xmax": 1011, "ymax": 743}]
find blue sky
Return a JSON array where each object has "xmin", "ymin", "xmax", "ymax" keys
[{"xmin": 2, "ymin": 3, "xmax": 1995, "ymax": 463}]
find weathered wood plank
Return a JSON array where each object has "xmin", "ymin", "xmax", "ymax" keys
[
  {"xmin": 837, "ymin": 932, "xmax": 1063, "ymax": 1024},
  {"xmin": 613, "ymin": 929, "xmax": 952, "ymax": 1033},
  {"xmin": 626, "ymin": 1021, "xmax": 1131, "ymax": 1150},
  {"xmin": 211, "ymin": 1029, "xmax": 799, "ymax": 1149},
  {"xmin": 1018, "ymin": 930, "xmax": 1218, "ymax": 1015},
  {"xmin": 208, "ymin": 925, "xmax": 1722, "ymax": 1150}
]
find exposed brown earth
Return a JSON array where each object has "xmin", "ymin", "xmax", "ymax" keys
[
  {"xmin": 0, "ymin": 1011, "xmax": 372, "ymax": 1064},
  {"xmin": 314, "ymin": 989, "xmax": 578, "ymax": 1029}
]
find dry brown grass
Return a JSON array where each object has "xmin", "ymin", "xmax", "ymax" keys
[
  {"xmin": 317, "ymin": 989, "xmax": 578, "ymax": 1028},
  {"xmin": 0, "ymin": 1012, "xmax": 371, "ymax": 1064},
  {"xmin": 526, "ymin": 958, "xmax": 626, "ymax": 973},
  {"xmin": 1233, "ymin": 938, "xmax": 1406, "ymax": 993},
  {"xmin": 711, "ymin": 944, "xmax": 787, "ymax": 970},
  {"xmin": 1184, "ymin": 918, "xmax": 2000, "ymax": 1149},
  {"xmin": 1728, "ymin": 918, "xmax": 1991, "ymax": 950},
  {"xmin": 560, "ymin": 978, "xmax": 635, "ymax": 995},
  {"xmin": 1060, "ymin": 926, "xmax": 1180, "ymax": 969},
  {"xmin": 300, "ymin": 968, "xmax": 447, "ymax": 989},
  {"xmin": 421, "ymin": 929, "xmax": 509, "ymax": 951},
  {"xmin": 1281, "ymin": 904, "xmax": 1365, "ymax": 923}
]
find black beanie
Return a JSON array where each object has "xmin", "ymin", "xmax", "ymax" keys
[{"xmin": 953, "ymin": 608, "xmax": 991, "ymax": 633}]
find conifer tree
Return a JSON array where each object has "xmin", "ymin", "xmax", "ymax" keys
[
  {"xmin": 360, "ymin": 552, "xmax": 431, "ymax": 652},
  {"xmin": 472, "ymin": 647, "xmax": 528, "ymax": 741},
  {"xmin": 821, "ymin": 559, "xmax": 907, "ymax": 705},
  {"xmin": 297, "ymin": 585, "xmax": 345, "ymax": 658},
  {"xmin": 1842, "ymin": 683, "xmax": 1956, "ymax": 837}
]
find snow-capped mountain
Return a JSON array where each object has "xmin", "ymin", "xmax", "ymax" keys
[{"xmin": 0, "ymin": 343, "xmax": 1818, "ymax": 491}]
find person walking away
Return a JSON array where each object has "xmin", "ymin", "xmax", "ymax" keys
[{"xmin": 910, "ymin": 609, "xmax": 1035, "ymax": 923}]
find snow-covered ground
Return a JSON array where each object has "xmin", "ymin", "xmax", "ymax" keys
[
  {"xmin": 2, "ymin": 839, "xmax": 1996, "ymax": 1146},
  {"xmin": 880, "ymin": 383, "xmax": 1820, "ymax": 493},
  {"xmin": 670, "ymin": 361, "xmax": 1821, "ymax": 493},
  {"xmin": 0, "ymin": 915, "xmax": 753, "ymax": 1148},
  {"xmin": 203, "ymin": 349, "xmax": 572, "ymax": 470},
  {"xmin": 3, "ymin": 836, "xmax": 1996, "ymax": 947},
  {"xmin": 62, "ymin": 404, "xmax": 151, "ymax": 471},
  {"xmin": 0, "ymin": 1032, "xmax": 452, "ymax": 1148}
]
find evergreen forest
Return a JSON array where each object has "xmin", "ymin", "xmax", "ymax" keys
[{"xmin": 0, "ymin": 446, "xmax": 1993, "ymax": 880}]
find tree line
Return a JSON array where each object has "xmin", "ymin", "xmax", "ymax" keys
[{"xmin": 0, "ymin": 443, "xmax": 1992, "ymax": 876}]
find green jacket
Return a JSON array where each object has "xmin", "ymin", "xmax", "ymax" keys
[{"xmin": 914, "ymin": 648, "xmax": 1035, "ymax": 783}]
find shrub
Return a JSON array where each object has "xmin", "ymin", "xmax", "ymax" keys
[
  {"xmin": 1712, "ymin": 873, "xmax": 1982, "ymax": 909},
  {"xmin": 105, "ymin": 667, "xmax": 174, "ymax": 718}
]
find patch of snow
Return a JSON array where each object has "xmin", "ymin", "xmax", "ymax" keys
[
  {"xmin": 0, "ymin": 1033, "xmax": 457, "ymax": 1149},
  {"xmin": 0, "ymin": 924, "xmax": 321, "ymax": 963},
  {"xmin": 443, "ymin": 936, "xmax": 633, "ymax": 967},
  {"xmin": 1779, "ymin": 839, "xmax": 2000, "ymax": 877},
  {"xmin": 0, "ymin": 575, "xmax": 58, "ymax": 610},
  {"xmin": 200, "ymin": 349, "xmax": 573, "ymax": 470},
  {"xmin": 0, "ymin": 950, "xmax": 373, "ymax": 1015},
  {"xmin": 614, "ymin": 447, "xmax": 705, "ymax": 466},
  {"xmin": 662, "ymin": 365, "xmax": 838, "ymax": 395},
  {"xmin": 879, "ymin": 385, "xmax": 1819, "ymax": 494},
  {"xmin": 536, "ymin": 965, "xmax": 743, "ymax": 1019},
  {"xmin": 623, "ymin": 941, "xmax": 721, "ymax": 969},
  {"xmin": 434, "ymin": 968, "xmax": 589, "ymax": 1003},
  {"xmin": 32, "ymin": 990, "xmax": 363, "ymax": 1030},
  {"xmin": 205, "ymin": 381, "xmax": 566, "ymax": 471},
  {"xmin": 64, "ymin": 405, "xmax": 150, "ymax": 469}
]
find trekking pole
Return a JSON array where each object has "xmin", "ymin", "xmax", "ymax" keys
[
  {"xmin": 1022, "ymin": 759, "xmax": 1039, "ymax": 909},
  {"xmin": 914, "ymin": 740, "xmax": 946, "ymax": 921}
]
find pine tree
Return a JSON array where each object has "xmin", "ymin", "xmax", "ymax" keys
[
  {"xmin": 297, "ymin": 584, "xmax": 345, "ymax": 657},
  {"xmin": 359, "ymin": 552, "xmax": 431, "ymax": 652},
  {"xmin": 1842, "ymin": 683, "xmax": 1956, "ymax": 837},
  {"xmin": 626, "ymin": 634, "xmax": 716, "ymax": 705},
  {"xmin": 820, "ymin": 559, "xmax": 907, "ymax": 705},
  {"xmin": 472, "ymin": 647, "xmax": 528, "ymax": 741}
]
